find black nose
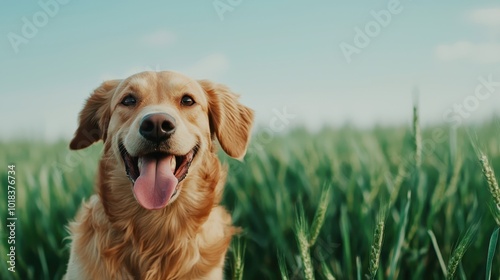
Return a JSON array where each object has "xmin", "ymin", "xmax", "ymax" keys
[{"xmin": 139, "ymin": 113, "xmax": 176, "ymax": 142}]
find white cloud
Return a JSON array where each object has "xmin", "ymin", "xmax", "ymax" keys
[
  {"xmin": 140, "ymin": 30, "xmax": 176, "ymax": 48},
  {"xmin": 182, "ymin": 53, "xmax": 230, "ymax": 79},
  {"xmin": 469, "ymin": 8, "xmax": 500, "ymax": 28},
  {"xmin": 437, "ymin": 8, "xmax": 500, "ymax": 64},
  {"xmin": 435, "ymin": 41, "xmax": 500, "ymax": 63}
]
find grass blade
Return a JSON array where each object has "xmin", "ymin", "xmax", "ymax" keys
[
  {"xmin": 37, "ymin": 246, "xmax": 49, "ymax": 280},
  {"xmin": 389, "ymin": 165, "xmax": 407, "ymax": 208},
  {"xmin": 340, "ymin": 205, "xmax": 352, "ymax": 276},
  {"xmin": 428, "ymin": 229, "xmax": 447, "ymax": 277},
  {"xmin": 356, "ymin": 256, "xmax": 361, "ymax": 280},
  {"xmin": 278, "ymin": 252, "xmax": 289, "ymax": 280},
  {"xmin": 485, "ymin": 227, "xmax": 499, "ymax": 280},
  {"xmin": 388, "ymin": 191, "xmax": 412, "ymax": 280},
  {"xmin": 322, "ymin": 260, "xmax": 336, "ymax": 280}
]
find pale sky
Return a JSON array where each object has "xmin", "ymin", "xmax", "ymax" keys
[{"xmin": 2, "ymin": 0, "xmax": 500, "ymax": 140}]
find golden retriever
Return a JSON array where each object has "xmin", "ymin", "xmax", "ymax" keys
[{"xmin": 64, "ymin": 71, "xmax": 254, "ymax": 279}]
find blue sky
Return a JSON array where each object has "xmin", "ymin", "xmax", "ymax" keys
[{"xmin": 2, "ymin": 0, "xmax": 500, "ymax": 140}]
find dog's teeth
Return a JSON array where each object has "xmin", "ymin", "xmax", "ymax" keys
[
  {"xmin": 138, "ymin": 157, "xmax": 143, "ymax": 172},
  {"xmin": 170, "ymin": 156, "xmax": 176, "ymax": 171}
]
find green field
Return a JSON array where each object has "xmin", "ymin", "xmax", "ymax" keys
[{"xmin": 1, "ymin": 112, "xmax": 500, "ymax": 279}]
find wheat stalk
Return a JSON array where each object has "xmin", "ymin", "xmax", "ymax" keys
[
  {"xmin": 413, "ymin": 103, "xmax": 422, "ymax": 169},
  {"xmin": 309, "ymin": 184, "xmax": 331, "ymax": 246}
]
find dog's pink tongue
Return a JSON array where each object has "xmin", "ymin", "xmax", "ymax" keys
[{"xmin": 133, "ymin": 155, "xmax": 178, "ymax": 210}]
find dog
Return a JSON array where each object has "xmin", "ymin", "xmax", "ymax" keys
[{"xmin": 64, "ymin": 71, "xmax": 253, "ymax": 279}]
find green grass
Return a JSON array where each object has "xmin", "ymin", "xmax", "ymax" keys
[{"xmin": 1, "ymin": 116, "xmax": 500, "ymax": 279}]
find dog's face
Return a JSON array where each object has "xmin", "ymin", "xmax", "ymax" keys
[{"xmin": 69, "ymin": 71, "xmax": 253, "ymax": 210}]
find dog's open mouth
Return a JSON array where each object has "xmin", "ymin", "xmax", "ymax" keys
[{"xmin": 119, "ymin": 143, "xmax": 196, "ymax": 210}]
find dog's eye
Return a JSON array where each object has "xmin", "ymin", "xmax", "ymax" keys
[
  {"xmin": 181, "ymin": 95, "xmax": 195, "ymax": 106},
  {"xmin": 121, "ymin": 95, "xmax": 137, "ymax": 106}
]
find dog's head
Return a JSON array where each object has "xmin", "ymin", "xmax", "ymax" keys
[{"xmin": 70, "ymin": 71, "xmax": 253, "ymax": 210}]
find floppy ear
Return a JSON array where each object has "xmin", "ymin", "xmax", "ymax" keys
[
  {"xmin": 69, "ymin": 80, "xmax": 120, "ymax": 150},
  {"xmin": 198, "ymin": 80, "xmax": 254, "ymax": 160}
]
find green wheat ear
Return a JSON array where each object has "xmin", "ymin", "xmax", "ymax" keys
[
  {"xmin": 368, "ymin": 207, "xmax": 386, "ymax": 280},
  {"xmin": 446, "ymin": 224, "xmax": 478, "ymax": 280},
  {"xmin": 478, "ymin": 152, "xmax": 500, "ymax": 223},
  {"xmin": 309, "ymin": 183, "xmax": 332, "ymax": 247},
  {"xmin": 232, "ymin": 237, "xmax": 246, "ymax": 280},
  {"xmin": 295, "ymin": 204, "xmax": 314, "ymax": 280}
]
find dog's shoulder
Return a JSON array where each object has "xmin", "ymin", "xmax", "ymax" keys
[{"xmin": 66, "ymin": 195, "xmax": 133, "ymax": 279}]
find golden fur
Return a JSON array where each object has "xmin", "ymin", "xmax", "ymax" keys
[{"xmin": 64, "ymin": 71, "xmax": 254, "ymax": 279}]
